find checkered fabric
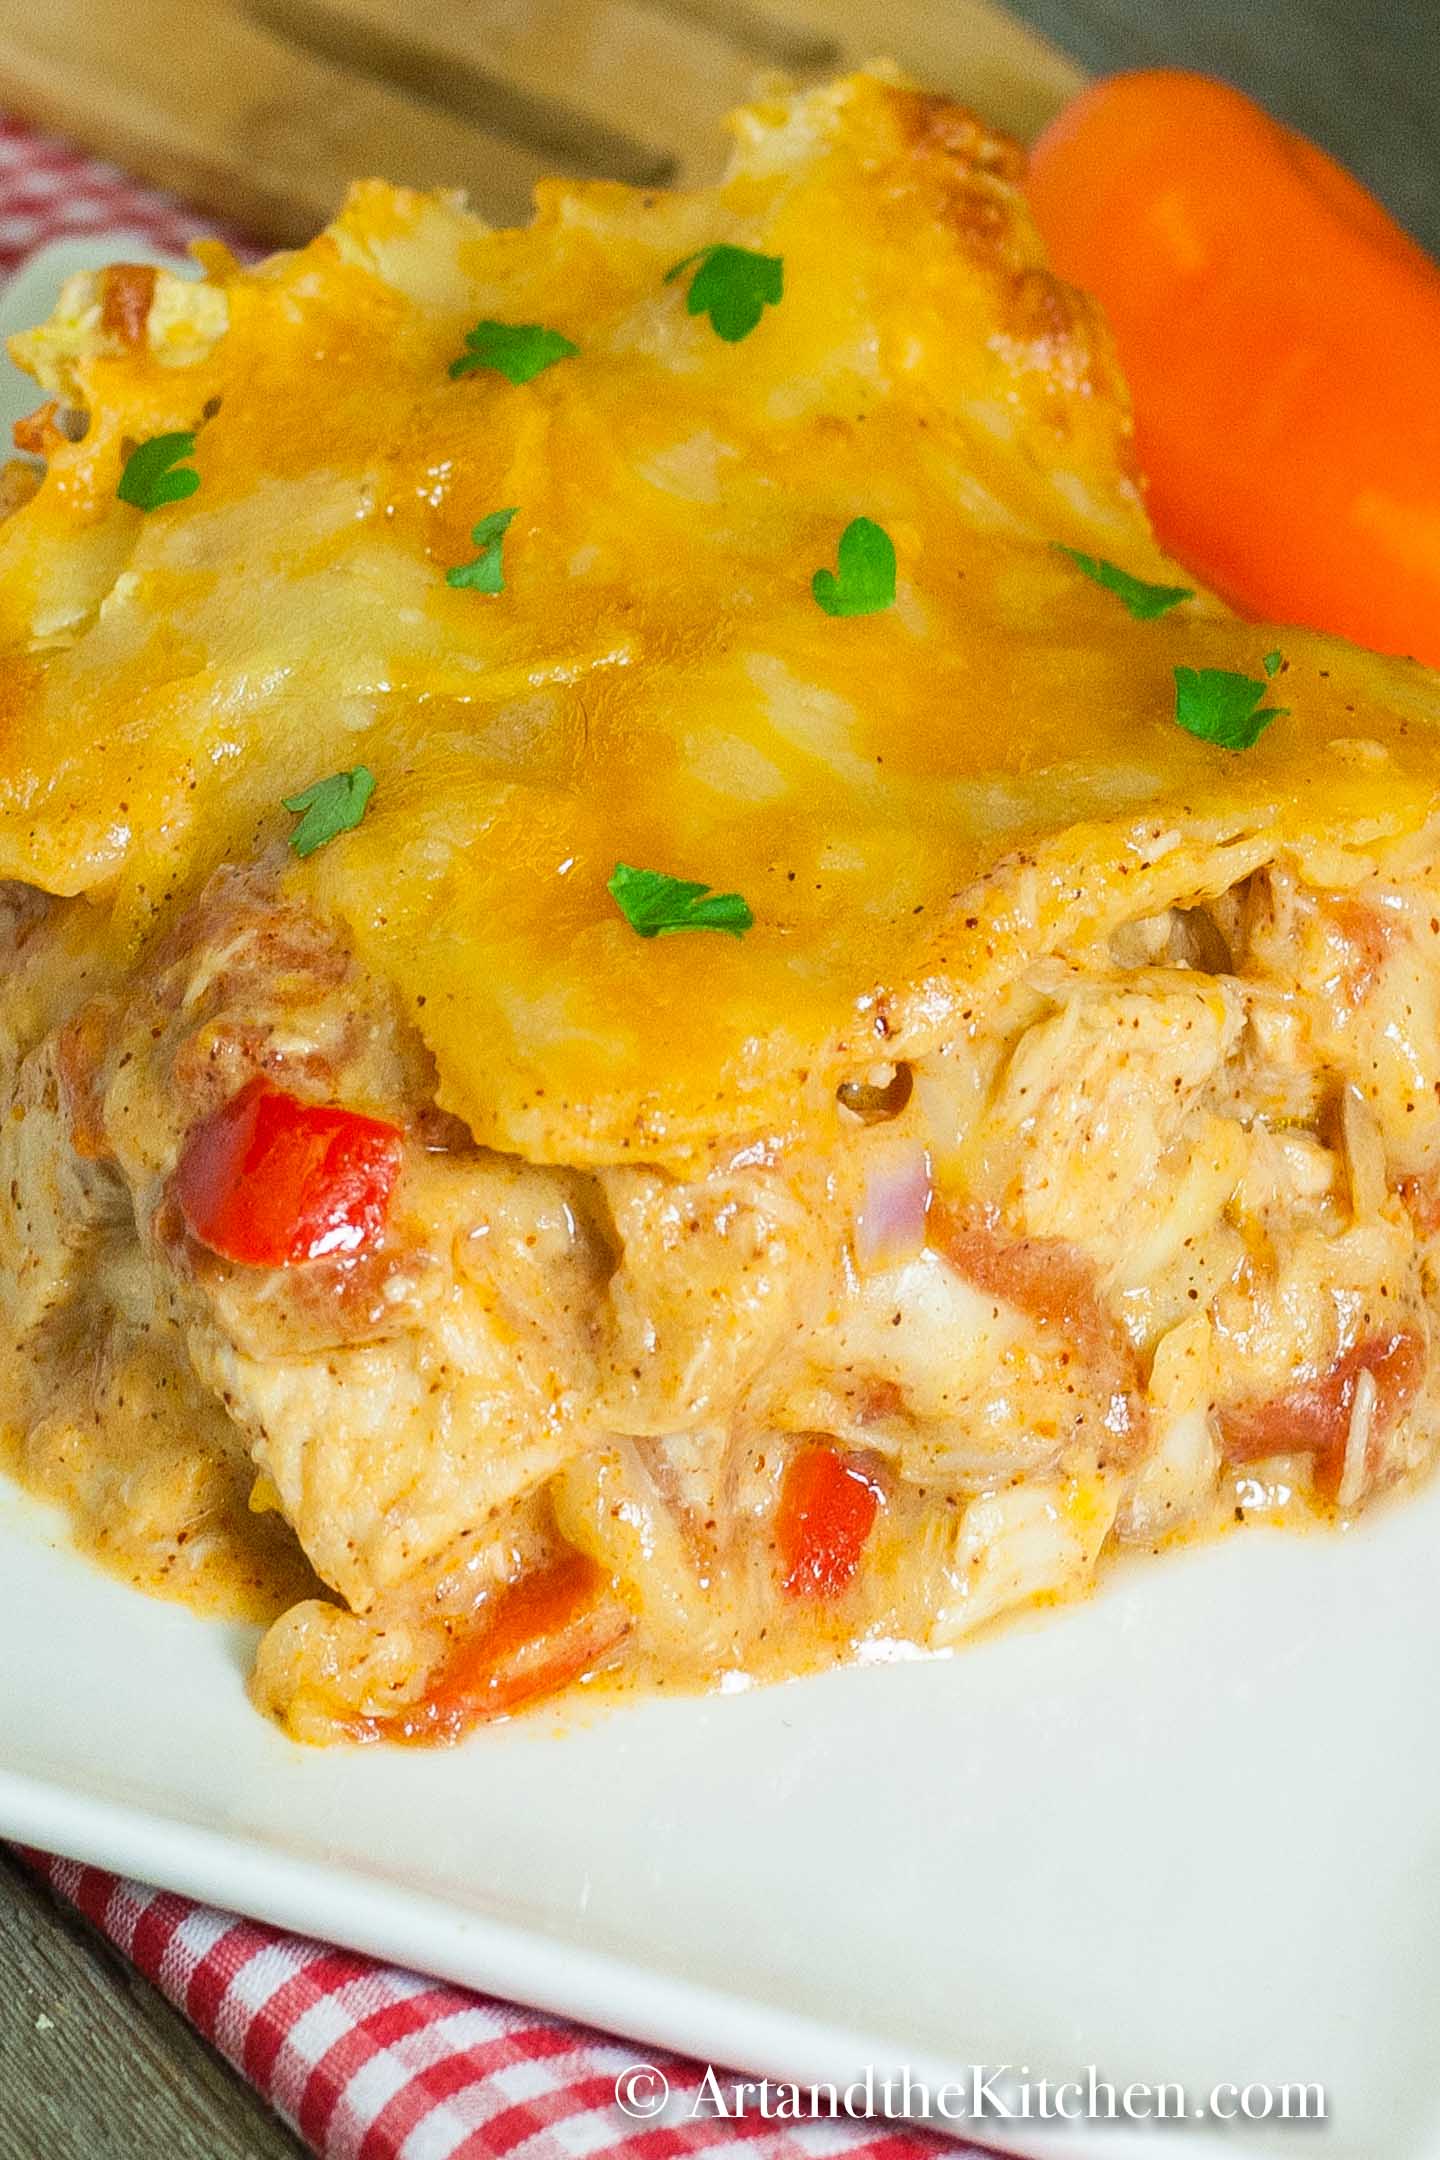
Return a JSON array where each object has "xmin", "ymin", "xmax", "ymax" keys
[
  {"xmin": 21, "ymin": 1853, "xmax": 978, "ymax": 2160},
  {"xmin": 0, "ymin": 114, "xmax": 255, "ymax": 272},
  {"xmin": 0, "ymin": 110, "xmax": 999, "ymax": 2160}
]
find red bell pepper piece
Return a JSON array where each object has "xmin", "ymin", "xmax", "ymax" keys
[
  {"xmin": 777, "ymin": 1441, "xmax": 882, "ymax": 1598},
  {"xmin": 175, "ymin": 1077, "xmax": 403, "ymax": 1267},
  {"xmin": 371, "ymin": 1551, "xmax": 631, "ymax": 1746}
]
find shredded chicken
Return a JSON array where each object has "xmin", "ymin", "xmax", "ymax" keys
[{"xmin": 4, "ymin": 830, "xmax": 1440, "ymax": 1739}]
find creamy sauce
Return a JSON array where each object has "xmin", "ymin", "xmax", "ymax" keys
[{"xmin": 0, "ymin": 1275, "xmax": 317, "ymax": 1624}]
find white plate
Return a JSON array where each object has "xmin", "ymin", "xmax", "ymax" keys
[{"xmin": 4, "ymin": 242, "xmax": 1440, "ymax": 2160}]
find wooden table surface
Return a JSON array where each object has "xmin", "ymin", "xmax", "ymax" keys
[{"xmin": 1, "ymin": 4, "xmax": 1435, "ymax": 2155}]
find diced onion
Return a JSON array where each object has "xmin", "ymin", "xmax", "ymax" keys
[
  {"xmin": 1337, "ymin": 1364, "xmax": 1378, "ymax": 1512},
  {"xmin": 1340, "ymin": 1084, "xmax": 1386, "ymax": 1222},
  {"xmin": 854, "ymin": 1145, "xmax": 932, "ymax": 1273}
]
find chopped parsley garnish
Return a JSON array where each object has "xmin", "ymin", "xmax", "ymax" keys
[
  {"xmin": 664, "ymin": 244, "xmax": 783, "ymax": 342},
  {"xmin": 446, "ymin": 507, "xmax": 518, "ymax": 595},
  {"xmin": 284, "ymin": 766, "xmax": 376, "ymax": 858},
  {"xmin": 1263, "ymin": 647, "xmax": 1284, "ymax": 676},
  {"xmin": 117, "ymin": 431, "xmax": 199, "ymax": 511},
  {"xmin": 449, "ymin": 320, "xmax": 578, "ymax": 384},
  {"xmin": 1052, "ymin": 544, "xmax": 1193, "ymax": 619},
  {"xmin": 1173, "ymin": 667, "xmax": 1287, "ymax": 751},
  {"xmin": 608, "ymin": 863, "xmax": 753, "ymax": 939},
  {"xmin": 812, "ymin": 517, "xmax": 897, "ymax": 617}
]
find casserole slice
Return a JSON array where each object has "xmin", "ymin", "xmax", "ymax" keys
[{"xmin": 2, "ymin": 72, "xmax": 1439, "ymax": 1740}]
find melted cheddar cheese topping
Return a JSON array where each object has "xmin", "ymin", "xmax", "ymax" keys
[{"xmin": 4, "ymin": 71, "xmax": 1440, "ymax": 1167}]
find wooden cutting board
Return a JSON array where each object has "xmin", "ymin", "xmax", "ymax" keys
[{"xmin": 0, "ymin": 0, "xmax": 1082, "ymax": 244}]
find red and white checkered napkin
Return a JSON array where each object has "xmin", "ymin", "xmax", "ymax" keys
[
  {"xmin": 0, "ymin": 114, "xmax": 258, "ymax": 273},
  {"xmin": 0, "ymin": 111, "xmax": 997, "ymax": 2160}
]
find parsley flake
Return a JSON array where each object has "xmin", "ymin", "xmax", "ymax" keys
[
  {"xmin": 1052, "ymin": 544, "xmax": 1193, "ymax": 619},
  {"xmin": 608, "ymin": 863, "xmax": 753, "ymax": 940},
  {"xmin": 1263, "ymin": 648, "xmax": 1284, "ymax": 677},
  {"xmin": 284, "ymin": 766, "xmax": 376, "ymax": 858},
  {"xmin": 446, "ymin": 507, "xmax": 518, "ymax": 595},
  {"xmin": 449, "ymin": 320, "xmax": 578, "ymax": 384},
  {"xmin": 1173, "ymin": 667, "xmax": 1287, "ymax": 751},
  {"xmin": 812, "ymin": 517, "xmax": 896, "ymax": 618},
  {"xmin": 664, "ymin": 244, "xmax": 783, "ymax": 342},
  {"xmin": 117, "ymin": 431, "xmax": 199, "ymax": 511}
]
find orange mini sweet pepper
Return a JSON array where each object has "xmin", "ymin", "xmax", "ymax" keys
[{"xmin": 1028, "ymin": 70, "xmax": 1440, "ymax": 664}]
